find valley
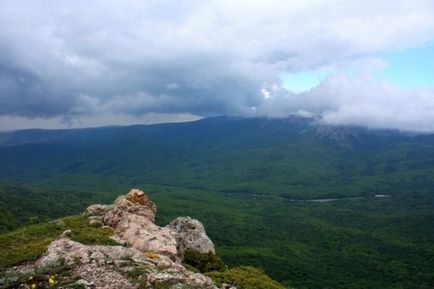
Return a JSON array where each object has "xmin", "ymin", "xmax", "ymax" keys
[{"xmin": 1, "ymin": 117, "xmax": 434, "ymax": 288}]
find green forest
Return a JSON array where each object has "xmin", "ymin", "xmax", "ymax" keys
[{"xmin": 1, "ymin": 117, "xmax": 434, "ymax": 288}]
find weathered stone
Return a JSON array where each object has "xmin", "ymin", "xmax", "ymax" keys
[
  {"xmin": 89, "ymin": 216, "xmax": 103, "ymax": 226},
  {"xmin": 86, "ymin": 204, "xmax": 113, "ymax": 216},
  {"xmin": 103, "ymin": 191, "xmax": 156, "ymax": 226},
  {"xmin": 167, "ymin": 217, "xmax": 215, "ymax": 257},
  {"xmin": 11, "ymin": 188, "xmax": 236, "ymax": 289},
  {"xmin": 61, "ymin": 229, "xmax": 73, "ymax": 238},
  {"xmin": 101, "ymin": 189, "xmax": 183, "ymax": 260},
  {"xmin": 36, "ymin": 238, "xmax": 145, "ymax": 268},
  {"xmin": 26, "ymin": 238, "xmax": 222, "ymax": 289},
  {"xmin": 76, "ymin": 279, "xmax": 95, "ymax": 289},
  {"xmin": 126, "ymin": 189, "xmax": 156, "ymax": 211},
  {"xmin": 109, "ymin": 234, "xmax": 127, "ymax": 246},
  {"xmin": 112, "ymin": 213, "xmax": 179, "ymax": 260}
]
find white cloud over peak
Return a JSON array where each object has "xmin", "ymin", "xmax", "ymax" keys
[{"xmin": 0, "ymin": 0, "xmax": 434, "ymax": 131}]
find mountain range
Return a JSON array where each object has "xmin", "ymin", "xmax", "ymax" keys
[{"xmin": 1, "ymin": 116, "xmax": 434, "ymax": 288}]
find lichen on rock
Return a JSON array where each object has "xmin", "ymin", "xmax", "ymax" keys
[
  {"xmin": 34, "ymin": 237, "xmax": 219, "ymax": 289},
  {"xmin": 6, "ymin": 188, "xmax": 226, "ymax": 289},
  {"xmin": 99, "ymin": 189, "xmax": 215, "ymax": 262},
  {"xmin": 168, "ymin": 217, "xmax": 215, "ymax": 258}
]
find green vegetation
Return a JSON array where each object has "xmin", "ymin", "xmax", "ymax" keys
[
  {"xmin": 152, "ymin": 187, "xmax": 434, "ymax": 289},
  {"xmin": 0, "ymin": 183, "xmax": 121, "ymax": 233},
  {"xmin": 0, "ymin": 214, "xmax": 117, "ymax": 268},
  {"xmin": 127, "ymin": 264, "xmax": 149, "ymax": 289},
  {"xmin": 183, "ymin": 249, "xmax": 284, "ymax": 289},
  {"xmin": 183, "ymin": 249, "xmax": 226, "ymax": 273},
  {"xmin": 1, "ymin": 117, "xmax": 434, "ymax": 288},
  {"xmin": 207, "ymin": 266, "xmax": 285, "ymax": 289},
  {"xmin": 0, "ymin": 258, "xmax": 73, "ymax": 289}
]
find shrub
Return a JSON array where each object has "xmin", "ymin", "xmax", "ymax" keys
[
  {"xmin": 182, "ymin": 249, "xmax": 226, "ymax": 273},
  {"xmin": 206, "ymin": 266, "xmax": 286, "ymax": 289}
]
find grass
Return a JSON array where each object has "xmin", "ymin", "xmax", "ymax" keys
[
  {"xmin": 0, "ymin": 256, "xmax": 86, "ymax": 289},
  {"xmin": 0, "ymin": 214, "xmax": 117, "ymax": 269},
  {"xmin": 127, "ymin": 264, "xmax": 150, "ymax": 289},
  {"xmin": 207, "ymin": 266, "xmax": 286, "ymax": 289}
]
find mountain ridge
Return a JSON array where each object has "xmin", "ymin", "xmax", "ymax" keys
[
  {"xmin": 1, "ymin": 115, "xmax": 427, "ymax": 147},
  {"xmin": 1, "ymin": 116, "xmax": 434, "ymax": 288}
]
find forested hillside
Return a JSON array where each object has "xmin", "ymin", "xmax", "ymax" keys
[{"xmin": 1, "ymin": 117, "xmax": 434, "ymax": 288}]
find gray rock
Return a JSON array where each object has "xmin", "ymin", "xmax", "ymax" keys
[
  {"xmin": 103, "ymin": 190, "xmax": 157, "ymax": 226},
  {"xmin": 86, "ymin": 204, "xmax": 113, "ymax": 216},
  {"xmin": 167, "ymin": 216, "xmax": 215, "ymax": 257},
  {"xmin": 61, "ymin": 229, "xmax": 73, "ymax": 238},
  {"xmin": 76, "ymin": 279, "xmax": 95, "ymax": 289},
  {"xmin": 26, "ymin": 238, "xmax": 221, "ymax": 289},
  {"xmin": 101, "ymin": 190, "xmax": 215, "ymax": 261},
  {"xmin": 101, "ymin": 190, "xmax": 179, "ymax": 260},
  {"xmin": 10, "ymin": 188, "xmax": 236, "ymax": 289},
  {"xmin": 109, "ymin": 235, "xmax": 127, "ymax": 246},
  {"xmin": 89, "ymin": 216, "xmax": 103, "ymax": 227}
]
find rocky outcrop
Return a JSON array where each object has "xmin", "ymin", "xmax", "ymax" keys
[
  {"xmin": 101, "ymin": 189, "xmax": 214, "ymax": 262},
  {"xmin": 168, "ymin": 217, "xmax": 215, "ymax": 258},
  {"xmin": 109, "ymin": 212, "xmax": 179, "ymax": 259},
  {"xmin": 86, "ymin": 204, "xmax": 113, "ymax": 226},
  {"xmin": 86, "ymin": 204, "xmax": 113, "ymax": 216},
  {"xmin": 10, "ymin": 188, "xmax": 223, "ymax": 289},
  {"xmin": 36, "ymin": 237, "xmax": 218, "ymax": 289},
  {"xmin": 103, "ymin": 189, "xmax": 157, "ymax": 225}
]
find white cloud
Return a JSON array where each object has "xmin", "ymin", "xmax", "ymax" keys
[
  {"xmin": 256, "ymin": 67, "xmax": 434, "ymax": 132},
  {"xmin": 0, "ymin": 113, "xmax": 201, "ymax": 131},
  {"xmin": 0, "ymin": 0, "xmax": 434, "ymax": 131}
]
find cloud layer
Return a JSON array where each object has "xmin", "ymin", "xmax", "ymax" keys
[{"xmin": 1, "ymin": 0, "xmax": 434, "ymax": 131}]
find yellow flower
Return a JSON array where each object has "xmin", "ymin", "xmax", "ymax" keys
[
  {"xmin": 48, "ymin": 276, "xmax": 56, "ymax": 286},
  {"xmin": 145, "ymin": 251, "xmax": 159, "ymax": 259},
  {"xmin": 31, "ymin": 284, "xmax": 37, "ymax": 289}
]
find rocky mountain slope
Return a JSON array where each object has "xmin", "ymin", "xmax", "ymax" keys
[{"xmin": 0, "ymin": 189, "xmax": 284, "ymax": 289}]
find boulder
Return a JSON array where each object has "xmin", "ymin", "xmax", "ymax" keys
[
  {"xmin": 102, "ymin": 189, "xmax": 178, "ymax": 260},
  {"xmin": 167, "ymin": 216, "xmax": 215, "ymax": 257},
  {"xmin": 111, "ymin": 213, "xmax": 178, "ymax": 259},
  {"xmin": 103, "ymin": 189, "xmax": 157, "ymax": 226},
  {"xmin": 101, "ymin": 189, "xmax": 213, "ymax": 261},
  {"xmin": 126, "ymin": 188, "xmax": 156, "ymax": 210}
]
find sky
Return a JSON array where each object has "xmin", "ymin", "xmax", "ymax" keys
[{"xmin": 1, "ymin": 0, "xmax": 434, "ymax": 132}]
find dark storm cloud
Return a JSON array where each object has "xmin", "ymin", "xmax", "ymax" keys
[
  {"xmin": 0, "ymin": 63, "xmax": 74, "ymax": 117},
  {"xmin": 1, "ymin": 0, "xmax": 434, "ymax": 131}
]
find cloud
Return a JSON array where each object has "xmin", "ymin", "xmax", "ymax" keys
[
  {"xmin": 0, "ymin": 113, "xmax": 201, "ymax": 131},
  {"xmin": 257, "ymin": 68, "xmax": 434, "ymax": 132},
  {"xmin": 0, "ymin": 0, "xmax": 434, "ymax": 131},
  {"xmin": 318, "ymin": 79, "xmax": 434, "ymax": 133}
]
